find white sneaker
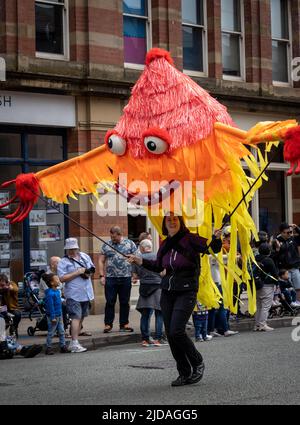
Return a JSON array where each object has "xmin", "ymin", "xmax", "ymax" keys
[
  {"xmin": 259, "ymin": 325, "xmax": 274, "ymax": 332},
  {"xmin": 210, "ymin": 331, "xmax": 222, "ymax": 337},
  {"xmin": 71, "ymin": 343, "xmax": 87, "ymax": 353},
  {"xmin": 224, "ymin": 330, "xmax": 239, "ymax": 337},
  {"xmin": 291, "ymin": 302, "xmax": 298, "ymax": 307},
  {"xmin": 204, "ymin": 335, "xmax": 213, "ymax": 341}
]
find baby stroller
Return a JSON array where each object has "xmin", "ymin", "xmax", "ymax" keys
[
  {"xmin": 269, "ymin": 290, "xmax": 300, "ymax": 318},
  {"xmin": 23, "ymin": 271, "xmax": 48, "ymax": 336}
]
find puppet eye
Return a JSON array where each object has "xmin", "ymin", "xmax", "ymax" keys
[
  {"xmin": 144, "ymin": 136, "xmax": 169, "ymax": 155},
  {"xmin": 106, "ymin": 134, "xmax": 127, "ymax": 156}
]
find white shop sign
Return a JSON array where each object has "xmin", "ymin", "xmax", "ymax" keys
[{"xmin": 0, "ymin": 91, "xmax": 76, "ymax": 127}]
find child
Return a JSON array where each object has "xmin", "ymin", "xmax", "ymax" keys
[
  {"xmin": 43, "ymin": 273, "xmax": 70, "ymax": 355},
  {"xmin": 278, "ymin": 269, "xmax": 300, "ymax": 308},
  {"xmin": 192, "ymin": 301, "xmax": 212, "ymax": 342}
]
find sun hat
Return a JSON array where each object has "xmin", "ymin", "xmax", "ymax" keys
[{"xmin": 64, "ymin": 238, "xmax": 79, "ymax": 250}]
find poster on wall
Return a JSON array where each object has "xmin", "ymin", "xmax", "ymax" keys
[
  {"xmin": 29, "ymin": 210, "xmax": 46, "ymax": 226},
  {"xmin": 0, "ymin": 218, "xmax": 9, "ymax": 234},
  {"xmin": 30, "ymin": 250, "xmax": 47, "ymax": 267},
  {"xmin": 0, "ymin": 242, "xmax": 10, "ymax": 260},
  {"xmin": 38, "ymin": 225, "xmax": 61, "ymax": 242},
  {"xmin": 46, "ymin": 199, "xmax": 61, "ymax": 214},
  {"xmin": 0, "ymin": 192, "xmax": 10, "ymax": 210}
]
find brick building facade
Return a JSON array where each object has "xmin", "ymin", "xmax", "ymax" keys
[{"xmin": 0, "ymin": 0, "xmax": 300, "ymax": 313}]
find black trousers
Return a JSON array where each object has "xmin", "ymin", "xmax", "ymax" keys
[{"xmin": 160, "ymin": 290, "xmax": 203, "ymax": 377}]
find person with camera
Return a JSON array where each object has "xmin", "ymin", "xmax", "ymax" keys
[{"xmin": 57, "ymin": 238, "xmax": 95, "ymax": 353}]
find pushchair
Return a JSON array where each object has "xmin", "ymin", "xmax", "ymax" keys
[
  {"xmin": 22, "ymin": 271, "xmax": 48, "ymax": 336},
  {"xmin": 268, "ymin": 289, "xmax": 300, "ymax": 318}
]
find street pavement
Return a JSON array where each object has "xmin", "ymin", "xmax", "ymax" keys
[
  {"xmin": 16, "ymin": 308, "xmax": 297, "ymax": 351},
  {"xmin": 1, "ymin": 326, "xmax": 300, "ymax": 405}
]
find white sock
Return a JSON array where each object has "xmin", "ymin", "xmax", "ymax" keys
[{"xmin": 72, "ymin": 339, "xmax": 78, "ymax": 345}]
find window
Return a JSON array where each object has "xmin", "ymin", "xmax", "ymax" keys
[
  {"xmin": 0, "ymin": 128, "xmax": 67, "ymax": 283},
  {"xmin": 221, "ymin": 0, "xmax": 244, "ymax": 79},
  {"xmin": 182, "ymin": 0, "xmax": 207, "ymax": 74},
  {"xmin": 35, "ymin": 0, "xmax": 69, "ymax": 60},
  {"xmin": 271, "ymin": 0, "xmax": 291, "ymax": 84},
  {"xmin": 123, "ymin": 0, "xmax": 151, "ymax": 66}
]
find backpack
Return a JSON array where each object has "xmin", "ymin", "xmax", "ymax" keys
[{"xmin": 252, "ymin": 262, "xmax": 265, "ymax": 290}]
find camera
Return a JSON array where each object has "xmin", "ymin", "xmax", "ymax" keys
[{"xmin": 80, "ymin": 266, "xmax": 96, "ymax": 279}]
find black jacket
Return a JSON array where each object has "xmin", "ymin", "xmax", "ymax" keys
[
  {"xmin": 142, "ymin": 231, "xmax": 222, "ymax": 292},
  {"xmin": 272, "ymin": 235, "xmax": 300, "ymax": 270},
  {"xmin": 255, "ymin": 254, "xmax": 278, "ymax": 285},
  {"xmin": 278, "ymin": 278, "xmax": 293, "ymax": 291}
]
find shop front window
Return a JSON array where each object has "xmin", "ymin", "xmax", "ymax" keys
[
  {"xmin": 0, "ymin": 165, "xmax": 23, "ymax": 283},
  {"xmin": 29, "ymin": 166, "xmax": 66, "ymax": 273},
  {"xmin": 0, "ymin": 129, "xmax": 67, "ymax": 283},
  {"xmin": 28, "ymin": 134, "xmax": 63, "ymax": 160}
]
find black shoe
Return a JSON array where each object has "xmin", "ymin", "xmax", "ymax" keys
[
  {"xmin": 119, "ymin": 326, "xmax": 134, "ymax": 333},
  {"xmin": 187, "ymin": 362, "xmax": 205, "ymax": 385},
  {"xmin": 171, "ymin": 375, "xmax": 191, "ymax": 387},
  {"xmin": 60, "ymin": 345, "xmax": 70, "ymax": 354},
  {"xmin": 22, "ymin": 344, "xmax": 43, "ymax": 358},
  {"xmin": 0, "ymin": 341, "xmax": 14, "ymax": 360},
  {"xmin": 103, "ymin": 325, "xmax": 113, "ymax": 333},
  {"xmin": 45, "ymin": 347, "xmax": 55, "ymax": 355}
]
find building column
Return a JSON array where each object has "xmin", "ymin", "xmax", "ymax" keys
[
  {"xmin": 86, "ymin": 0, "xmax": 124, "ymax": 79},
  {"xmin": 258, "ymin": 0, "xmax": 273, "ymax": 95},
  {"xmin": 244, "ymin": 0, "xmax": 260, "ymax": 84},
  {"xmin": 207, "ymin": 0, "xmax": 222, "ymax": 80}
]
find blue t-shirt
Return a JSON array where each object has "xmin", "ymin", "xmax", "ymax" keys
[{"xmin": 101, "ymin": 238, "xmax": 137, "ymax": 277}]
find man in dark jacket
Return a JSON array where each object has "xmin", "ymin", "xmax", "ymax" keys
[
  {"xmin": 254, "ymin": 243, "xmax": 278, "ymax": 332},
  {"xmin": 272, "ymin": 223, "xmax": 300, "ymax": 301}
]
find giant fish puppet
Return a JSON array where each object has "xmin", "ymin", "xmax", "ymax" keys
[{"xmin": 1, "ymin": 48, "xmax": 300, "ymax": 314}]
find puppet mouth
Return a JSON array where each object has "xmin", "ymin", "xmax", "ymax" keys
[
  {"xmin": 107, "ymin": 165, "xmax": 180, "ymax": 206},
  {"xmin": 115, "ymin": 180, "xmax": 180, "ymax": 206}
]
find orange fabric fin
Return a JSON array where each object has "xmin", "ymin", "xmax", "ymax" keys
[
  {"xmin": 36, "ymin": 145, "xmax": 116, "ymax": 203},
  {"xmin": 245, "ymin": 120, "xmax": 298, "ymax": 144}
]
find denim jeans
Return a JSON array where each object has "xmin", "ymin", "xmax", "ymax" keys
[
  {"xmin": 104, "ymin": 277, "xmax": 132, "ymax": 327},
  {"xmin": 289, "ymin": 269, "xmax": 300, "ymax": 290},
  {"xmin": 140, "ymin": 308, "xmax": 163, "ymax": 341},
  {"xmin": 208, "ymin": 283, "xmax": 229, "ymax": 335},
  {"xmin": 192, "ymin": 312, "xmax": 208, "ymax": 339},
  {"xmin": 281, "ymin": 288, "xmax": 296, "ymax": 304},
  {"xmin": 46, "ymin": 316, "xmax": 65, "ymax": 348}
]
